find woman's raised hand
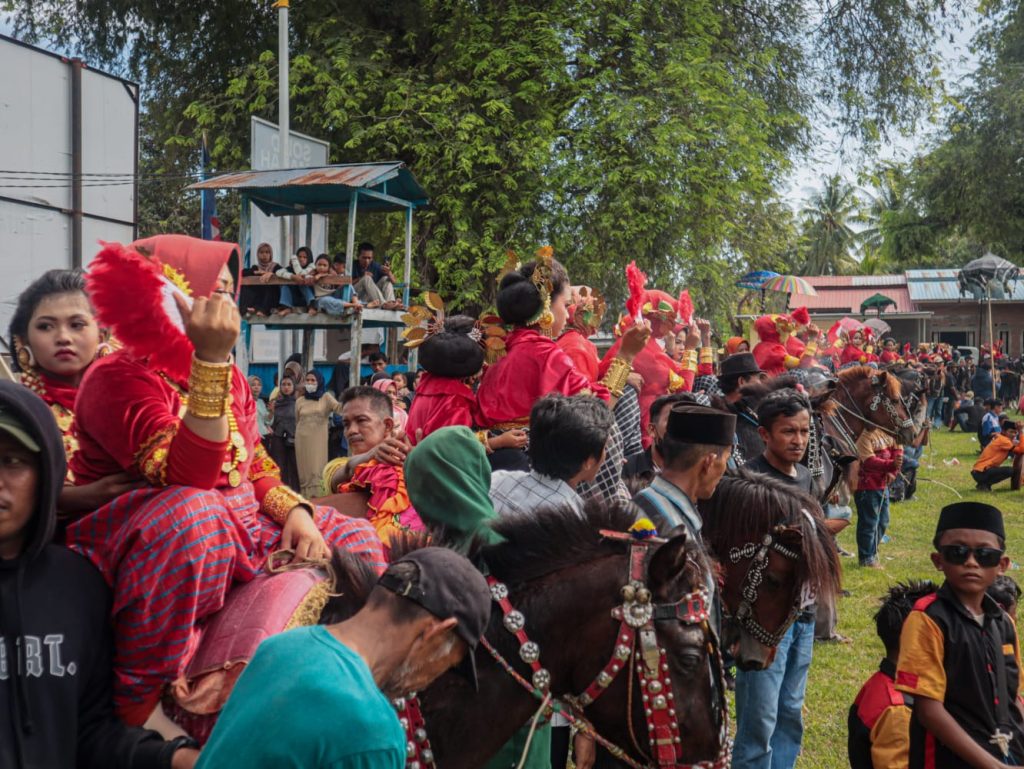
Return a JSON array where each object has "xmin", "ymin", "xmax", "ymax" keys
[{"xmin": 174, "ymin": 292, "xmax": 240, "ymax": 363}]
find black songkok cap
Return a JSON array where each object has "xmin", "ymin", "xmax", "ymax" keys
[
  {"xmin": 666, "ymin": 403, "xmax": 736, "ymax": 447},
  {"xmin": 720, "ymin": 352, "xmax": 762, "ymax": 379},
  {"xmin": 935, "ymin": 502, "xmax": 1005, "ymax": 542}
]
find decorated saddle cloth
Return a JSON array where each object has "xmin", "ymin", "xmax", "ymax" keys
[{"xmin": 166, "ymin": 564, "xmax": 331, "ymax": 743}]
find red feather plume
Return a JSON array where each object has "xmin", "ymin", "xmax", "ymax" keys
[
  {"xmin": 625, "ymin": 261, "xmax": 647, "ymax": 319},
  {"xmin": 790, "ymin": 306, "xmax": 810, "ymax": 327},
  {"xmin": 86, "ymin": 241, "xmax": 194, "ymax": 382},
  {"xmin": 677, "ymin": 290, "xmax": 694, "ymax": 326}
]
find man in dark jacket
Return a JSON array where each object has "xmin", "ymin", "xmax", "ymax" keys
[{"xmin": 0, "ymin": 381, "xmax": 197, "ymax": 769}]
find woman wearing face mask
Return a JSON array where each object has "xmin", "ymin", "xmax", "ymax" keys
[
  {"xmin": 9, "ymin": 270, "xmax": 143, "ymax": 521},
  {"xmin": 269, "ymin": 374, "xmax": 301, "ymax": 491},
  {"xmin": 294, "ymin": 369, "xmax": 346, "ymax": 498}
]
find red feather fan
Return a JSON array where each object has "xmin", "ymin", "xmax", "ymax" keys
[
  {"xmin": 625, "ymin": 261, "xmax": 647, "ymax": 320},
  {"xmin": 677, "ymin": 290, "xmax": 694, "ymax": 326},
  {"xmin": 790, "ymin": 306, "xmax": 810, "ymax": 327},
  {"xmin": 86, "ymin": 241, "xmax": 194, "ymax": 382}
]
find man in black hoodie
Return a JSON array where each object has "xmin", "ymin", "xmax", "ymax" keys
[{"xmin": 0, "ymin": 381, "xmax": 198, "ymax": 769}]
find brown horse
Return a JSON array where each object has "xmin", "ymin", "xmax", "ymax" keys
[
  {"xmin": 831, "ymin": 365, "xmax": 917, "ymax": 445},
  {"xmin": 700, "ymin": 468, "xmax": 841, "ymax": 670},
  {"xmin": 320, "ymin": 501, "xmax": 728, "ymax": 769}
]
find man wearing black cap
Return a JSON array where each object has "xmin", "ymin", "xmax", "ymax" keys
[
  {"xmin": 197, "ymin": 548, "xmax": 492, "ymax": 769},
  {"xmin": 896, "ymin": 502, "xmax": 1024, "ymax": 768},
  {"xmin": 633, "ymin": 402, "xmax": 736, "ymax": 538},
  {"xmin": 715, "ymin": 352, "xmax": 767, "ymax": 465},
  {"xmin": 718, "ymin": 352, "xmax": 768, "ymax": 405}
]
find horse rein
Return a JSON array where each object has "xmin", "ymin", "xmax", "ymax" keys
[
  {"xmin": 723, "ymin": 526, "xmax": 802, "ymax": 648},
  {"xmin": 481, "ymin": 531, "xmax": 731, "ymax": 769},
  {"xmin": 834, "ymin": 376, "xmax": 914, "ymax": 439}
]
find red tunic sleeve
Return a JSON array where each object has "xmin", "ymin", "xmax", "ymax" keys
[
  {"xmin": 475, "ymin": 328, "xmax": 608, "ymax": 428},
  {"xmin": 405, "ymin": 373, "xmax": 476, "ymax": 444},
  {"xmin": 71, "ymin": 353, "xmax": 228, "ymax": 489},
  {"xmin": 557, "ymin": 330, "xmax": 600, "ymax": 383}
]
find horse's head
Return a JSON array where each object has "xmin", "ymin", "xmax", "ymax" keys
[
  {"xmin": 837, "ymin": 366, "xmax": 917, "ymax": 444},
  {"xmin": 701, "ymin": 470, "xmax": 841, "ymax": 671}
]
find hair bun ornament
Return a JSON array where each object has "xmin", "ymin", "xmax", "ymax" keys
[
  {"xmin": 401, "ymin": 291, "xmax": 446, "ymax": 349},
  {"xmin": 496, "ymin": 250, "xmax": 520, "ymax": 286},
  {"xmin": 478, "ymin": 312, "xmax": 508, "ymax": 364},
  {"xmin": 527, "ymin": 246, "xmax": 555, "ymax": 330},
  {"xmin": 570, "ymin": 285, "xmax": 607, "ymax": 330}
]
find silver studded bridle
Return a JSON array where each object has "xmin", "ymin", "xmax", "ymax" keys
[{"xmin": 724, "ymin": 526, "xmax": 803, "ymax": 648}]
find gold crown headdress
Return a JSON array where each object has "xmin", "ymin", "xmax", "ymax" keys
[
  {"xmin": 527, "ymin": 246, "xmax": 555, "ymax": 330},
  {"xmin": 570, "ymin": 285, "xmax": 606, "ymax": 330},
  {"xmin": 401, "ymin": 293, "xmax": 508, "ymax": 359}
]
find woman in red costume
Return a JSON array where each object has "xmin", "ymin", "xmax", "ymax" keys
[
  {"xmin": 8, "ymin": 269, "xmax": 143, "ymax": 522},
  {"xmin": 752, "ymin": 308, "xmax": 821, "ymax": 376},
  {"xmin": 599, "ymin": 263, "xmax": 714, "ymax": 446},
  {"xmin": 879, "ymin": 337, "xmax": 901, "ymax": 364},
  {"xmin": 475, "ymin": 248, "xmax": 647, "ymax": 469},
  {"xmin": 840, "ymin": 327, "xmax": 873, "ymax": 367},
  {"xmin": 64, "ymin": 235, "xmax": 385, "ymax": 726},
  {"xmin": 556, "ymin": 285, "xmax": 606, "ymax": 381}
]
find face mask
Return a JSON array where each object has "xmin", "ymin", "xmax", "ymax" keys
[{"xmin": 304, "ymin": 383, "xmax": 317, "ymax": 393}]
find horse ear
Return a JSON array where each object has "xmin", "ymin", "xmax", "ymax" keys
[{"xmin": 648, "ymin": 531, "xmax": 690, "ymax": 594}]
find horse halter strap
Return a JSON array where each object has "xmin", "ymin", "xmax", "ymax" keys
[
  {"xmin": 484, "ymin": 530, "xmax": 730, "ymax": 769},
  {"xmin": 726, "ymin": 526, "xmax": 802, "ymax": 648},
  {"xmin": 835, "ymin": 376, "xmax": 913, "ymax": 438}
]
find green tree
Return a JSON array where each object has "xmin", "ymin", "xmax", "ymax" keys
[{"xmin": 798, "ymin": 175, "xmax": 862, "ymax": 275}]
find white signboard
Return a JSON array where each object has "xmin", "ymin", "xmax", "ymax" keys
[
  {"xmin": 0, "ymin": 36, "xmax": 138, "ymax": 333},
  {"xmin": 248, "ymin": 117, "xmax": 331, "ymax": 363}
]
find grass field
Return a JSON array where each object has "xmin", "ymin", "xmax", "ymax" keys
[{"xmin": 795, "ymin": 427, "xmax": 1021, "ymax": 767}]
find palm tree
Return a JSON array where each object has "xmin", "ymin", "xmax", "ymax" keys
[{"xmin": 799, "ymin": 174, "xmax": 862, "ymax": 275}]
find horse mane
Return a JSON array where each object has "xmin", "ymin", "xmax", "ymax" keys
[
  {"xmin": 482, "ymin": 498, "xmax": 642, "ymax": 585},
  {"xmin": 838, "ymin": 365, "xmax": 902, "ymax": 400},
  {"xmin": 321, "ymin": 498, "xmax": 710, "ymax": 624},
  {"xmin": 699, "ymin": 467, "xmax": 841, "ymax": 610}
]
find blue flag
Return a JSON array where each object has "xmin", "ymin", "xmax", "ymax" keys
[{"xmin": 200, "ymin": 135, "xmax": 221, "ymax": 240}]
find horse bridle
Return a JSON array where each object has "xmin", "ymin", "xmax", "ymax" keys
[
  {"xmin": 479, "ymin": 530, "xmax": 730, "ymax": 769},
  {"xmin": 834, "ymin": 375, "xmax": 914, "ymax": 438},
  {"xmin": 723, "ymin": 525, "xmax": 803, "ymax": 648}
]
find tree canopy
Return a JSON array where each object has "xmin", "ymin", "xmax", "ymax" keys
[{"xmin": 7, "ymin": 0, "xmax": 966, "ymax": 322}]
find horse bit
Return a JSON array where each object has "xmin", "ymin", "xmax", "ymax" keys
[
  {"xmin": 725, "ymin": 525, "xmax": 803, "ymax": 648},
  {"xmin": 396, "ymin": 529, "xmax": 731, "ymax": 769}
]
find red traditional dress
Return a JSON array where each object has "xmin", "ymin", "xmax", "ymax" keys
[
  {"xmin": 65, "ymin": 236, "xmax": 385, "ymax": 724},
  {"xmin": 476, "ymin": 327, "xmax": 609, "ymax": 428},
  {"xmin": 752, "ymin": 309, "xmax": 816, "ymax": 377},
  {"xmin": 337, "ymin": 460, "xmax": 424, "ymax": 549},
  {"xmin": 840, "ymin": 344, "xmax": 869, "ymax": 366},
  {"xmin": 405, "ymin": 371, "xmax": 476, "ymax": 445},
  {"xmin": 20, "ymin": 369, "xmax": 80, "ymax": 482},
  {"xmin": 880, "ymin": 350, "xmax": 900, "ymax": 364},
  {"xmin": 557, "ymin": 328, "xmax": 600, "ymax": 383}
]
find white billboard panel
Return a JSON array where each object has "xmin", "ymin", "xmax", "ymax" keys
[{"xmin": 0, "ymin": 35, "xmax": 138, "ymax": 333}]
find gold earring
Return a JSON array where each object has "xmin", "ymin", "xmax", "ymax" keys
[{"xmin": 16, "ymin": 343, "xmax": 34, "ymax": 371}]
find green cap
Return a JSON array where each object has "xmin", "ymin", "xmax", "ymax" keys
[{"xmin": 0, "ymin": 408, "xmax": 40, "ymax": 452}]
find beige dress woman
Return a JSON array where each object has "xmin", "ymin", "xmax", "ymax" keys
[{"xmin": 294, "ymin": 389, "xmax": 345, "ymax": 498}]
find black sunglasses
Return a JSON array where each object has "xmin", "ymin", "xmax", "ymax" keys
[{"xmin": 939, "ymin": 545, "xmax": 1005, "ymax": 568}]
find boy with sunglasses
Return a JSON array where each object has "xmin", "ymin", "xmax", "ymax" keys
[{"xmin": 896, "ymin": 502, "xmax": 1024, "ymax": 768}]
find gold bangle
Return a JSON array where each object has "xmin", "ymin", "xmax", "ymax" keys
[
  {"xmin": 321, "ymin": 457, "xmax": 349, "ymax": 493},
  {"xmin": 600, "ymin": 357, "xmax": 630, "ymax": 398},
  {"xmin": 263, "ymin": 484, "xmax": 311, "ymax": 526},
  {"xmin": 476, "ymin": 430, "xmax": 494, "ymax": 454},
  {"xmin": 187, "ymin": 355, "xmax": 232, "ymax": 418},
  {"xmin": 681, "ymin": 349, "xmax": 698, "ymax": 373},
  {"xmin": 699, "ymin": 347, "xmax": 714, "ymax": 365},
  {"xmin": 803, "ymin": 341, "xmax": 818, "ymax": 357}
]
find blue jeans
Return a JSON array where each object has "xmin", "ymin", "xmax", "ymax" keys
[
  {"xmin": 733, "ymin": 618, "xmax": 815, "ymax": 769},
  {"xmin": 855, "ymin": 489, "xmax": 887, "ymax": 565},
  {"xmin": 928, "ymin": 396, "xmax": 946, "ymax": 427},
  {"xmin": 314, "ymin": 295, "xmax": 349, "ymax": 315}
]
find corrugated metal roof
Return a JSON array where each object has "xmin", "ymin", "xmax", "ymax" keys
[
  {"xmin": 804, "ymin": 275, "xmax": 907, "ymax": 288},
  {"xmin": 905, "ymin": 268, "xmax": 1024, "ymax": 301},
  {"xmin": 792, "ymin": 285, "xmax": 916, "ymax": 315},
  {"xmin": 188, "ymin": 163, "xmax": 429, "ymax": 215}
]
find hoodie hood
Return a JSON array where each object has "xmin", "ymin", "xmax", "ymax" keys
[{"xmin": 0, "ymin": 381, "xmax": 64, "ymax": 565}]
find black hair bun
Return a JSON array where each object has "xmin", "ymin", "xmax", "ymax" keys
[{"xmin": 418, "ymin": 315, "xmax": 485, "ymax": 378}]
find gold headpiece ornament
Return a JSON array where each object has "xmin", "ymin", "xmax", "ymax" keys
[
  {"xmin": 162, "ymin": 263, "xmax": 192, "ymax": 297},
  {"xmin": 570, "ymin": 285, "xmax": 607, "ymax": 330},
  {"xmin": 496, "ymin": 250, "xmax": 520, "ymax": 285},
  {"xmin": 401, "ymin": 292, "xmax": 446, "ymax": 349},
  {"xmin": 527, "ymin": 245, "xmax": 555, "ymax": 330},
  {"xmin": 401, "ymin": 293, "xmax": 508, "ymax": 360}
]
